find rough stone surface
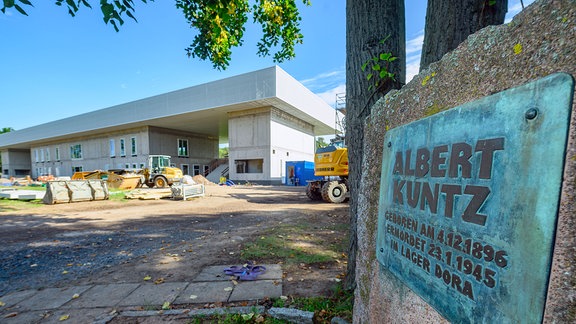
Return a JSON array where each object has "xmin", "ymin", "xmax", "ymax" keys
[
  {"xmin": 354, "ymin": 0, "xmax": 576, "ymax": 323},
  {"xmin": 268, "ymin": 307, "xmax": 314, "ymax": 324}
]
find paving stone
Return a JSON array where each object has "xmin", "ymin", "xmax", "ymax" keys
[
  {"xmin": 268, "ymin": 307, "xmax": 314, "ymax": 324},
  {"xmin": 12, "ymin": 286, "xmax": 92, "ymax": 311},
  {"xmin": 62, "ymin": 283, "xmax": 139, "ymax": 308},
  {"xmin": 193, "ymin": 265, "xmax": 236, "ymax": 282},
  {"xmin": 40, "ymin": 308, "xmax": 114, "ymax": 324},
  {"xmin": 117, "ymin": 282, "xmax": 189, "ymax": 307},
  {"xmin": 228, "ymin": 280, "xmax": 282, "ymax": 302},
  {"xmin": 174, "ymin": 281, "xmax": 233, "ymax": 304},
  {"xmin": 1, "ymin": 310, "xmax": 48, "ymax": 323},
  {"xmin": 194, "ymin": 264, "xmax": 282, "ymax": 282},
  {"xmin": 0, "ymin": 289, "xmax": 38, "ymax": 309}
]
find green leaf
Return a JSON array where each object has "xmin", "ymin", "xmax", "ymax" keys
[
  {"xmin": 366, "ymin": 73, "xmax": 373, "ymax": 81},
  {"xmin": 125, "ymin": 9, "xmax": 137, "ymax": 22},
  {"xmin": 13, "ymin": 3, "xmax": 27, "ymax": 15},
  {"xmin": 18, "ymin": 0, "xmax": 32, "ymax": 6},
  {"xmin": 361, "ymin": 61, "xmax": 369, "ymax": 72},
  {"xmin": 380, "ymin": 53, "xmax": 391, "ymax": 61},
  {"xmin": 372, "ymin": 63, "xmax": 381, "ymax": 71},
  {"xmin": 80, "ymin": 0, "xmax": 92, "ymax": 9}
]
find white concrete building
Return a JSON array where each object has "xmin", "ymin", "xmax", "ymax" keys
[{"xmin": 0, "ymin": 66, "xmax": 339, "ymax": 184}]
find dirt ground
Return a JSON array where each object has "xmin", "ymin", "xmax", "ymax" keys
[{"xmin": 0, "ymin": 185, "xmax": 349, "ymax": 300}]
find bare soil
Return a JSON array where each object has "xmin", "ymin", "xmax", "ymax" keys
[{"xmin": 0, "ymin": 185, "xmax": 349, "ymax": 300}]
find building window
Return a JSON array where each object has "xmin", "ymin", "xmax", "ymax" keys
[
  {"xmin": 131, "ymin": 137, "xmax": 137, "ymax": 156},
  {"xmin": 34, "ymin": 149, "xmax": 39, "ymax": 163},
  {"xmin": 110, "ymin": 139, "xmax": 115, "ymax": 157},
  {"xmin": 72, "ymin": 166, "xmax": 83, "ymax": 173},
  {"xmin": 178, "ymin": 139, "xmax": 189, "ymax": 157},
  {"xmin": 132, "ymin": 163, "xmax": 137, "ymax": 169},
  {"xmin": 55, "ymin": 147, "xmax": 60, "ymax": 161},
  {"xmin": 193, "ymin": 164, "xmax": 200, "ymax": 176},
  {"xmin": 120, "ymin": 138, "xmax": 126, "ymax": 157},
  {"xmin": 139, "ymin": 163, "xmax": 145, "ymax": 169},
  {"xmin": 125, "ymin": 163, "xmax": 130, "ymax": 169},
  {"xmin": 70, "ymin": 144, "xmax": 82, "ymax": 160},
  {"xmin": 40, "ymin": 148, "xmax": 45, "ymax": 162},
  {"xmin": 235, "ymin": 159, "xmax": 263, "ymax": 174},
  {"xmin": 203, "ymin": 165, "xmax": 210, "ymax": 176},
  {"xmin": 46, "ymin": 148, "xmax": 51, "ymax": 162},
  {"xmin": 181, "ymin": 164, "xmax": 189, "ymax": 175}
]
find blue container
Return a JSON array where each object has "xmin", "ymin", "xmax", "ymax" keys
[{"xmin": 285, "ymin": 161, "xmax": 322, "ymax": 186}]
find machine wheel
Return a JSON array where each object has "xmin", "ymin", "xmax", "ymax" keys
[
  {"xmin": 154, "ymin": 176, "xmax": 168, "ymax": 188},
  {"xmin": 306, "ymin": 183, "xmax": 323, "ymax": 201},
  {"xmin": 321, "ymin": 181, "xmax": 347, "ymax": 203}
]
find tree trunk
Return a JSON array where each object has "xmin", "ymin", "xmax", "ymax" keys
[
  {"xmin": 345, "ymin": 0, "xmax": 405, "ymax": 291},
  {"xmin": 420, "ymin": 0, "xmax": 507, "ymax": 71}
]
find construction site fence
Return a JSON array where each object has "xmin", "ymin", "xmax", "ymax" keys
[{"xmin": 43, "ymin": 180, "xmax": 109, "ymax": 204}]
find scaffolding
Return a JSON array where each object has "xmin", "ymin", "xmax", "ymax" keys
[{"xmin": 333, "ymin": 93, "xmax": 346, "ymax": 143}]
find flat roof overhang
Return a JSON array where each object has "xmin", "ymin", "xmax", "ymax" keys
[{"xmin": 0, "ymin": 66, "xmax": 340, "ymax": 150}]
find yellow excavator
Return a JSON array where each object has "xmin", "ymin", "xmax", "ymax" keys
[{"xmin": 306, "ymin": 140, "xmax": 349, "ymax": 203}]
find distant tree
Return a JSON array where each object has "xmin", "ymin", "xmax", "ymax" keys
[
  {"xmin": 316, "ymin": 137, "xmax": 329, "ymax": 149},
  {"xmin": 1, "ymin": 0, "xmax": 310, "ymax": 70},
  {"xmin": 219, "ymin": 146, "xmax": 229, "ymax": 158},
  {"xmin": 0, "ymin": 127, "xmax": 14, "ymax": 167},
  {"xmin": 420, "ymin": 0, "xmax": 507, "ymax": 71}
]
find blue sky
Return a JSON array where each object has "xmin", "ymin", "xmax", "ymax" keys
[{"xmin": 1, "ymin": 0, "xmax": 533, "ymax": 131}]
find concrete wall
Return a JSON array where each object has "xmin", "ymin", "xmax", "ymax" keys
[
  {"xmin": 228, "ymin": 107, "xmax": 316, "ymax": 184},
  {"xmin": 148, "ymin": 127, "xmax": 219, "ymax": 175},
  {"xmin": 29, "ymin": 126, "xmax": 149, "ymax": 178},
  {"xmin": 1, "ymin": 149, "xmax": 31, "ymax": 176},
  {"xmin": 354, "ymin": 1, "xmax": 576, "ymax": 323},
  {"xmin": 25, "ymin": 125, "xmax": 219, "ymax": 178},
  {"xmin": 270, "ymin": 108, "xmax": 316, "ymax": 183},
  {"xmin": 228, "ymin": 108, "xmax": 271, "ymax": 183}
]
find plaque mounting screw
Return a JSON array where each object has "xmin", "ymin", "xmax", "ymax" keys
[
  {"xmin": 380, "ymin": 248, "xmax": 384, "ymax": 253},
  {"xmin": 525, "ymin": 108, "xmax": 539, "ymax": 120},
  {"xmin": 387, "ymin": 142, "xmax": 392, "ymax": 148}
]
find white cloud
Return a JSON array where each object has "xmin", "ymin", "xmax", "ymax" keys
[
  {"xmin": 506, "ymin": 0, "xmax": 536, "ymax": 23},
  {"xmin": 300, "ymin": 68, "xmax": 345, "ymax": 93},
  {"xmin": 406, "ymin": 32, "xmax": 424, "ymax": 55},
  {"xmin": 405, "ymin": 31, "xmax": 424, "ymax": 82},
  {"xmin": 315, "ymin": 83, "xmax": 346, "ymax": 107}
]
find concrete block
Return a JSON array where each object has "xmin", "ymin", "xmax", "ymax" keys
[
  {"xmin": 194, "ymin": 264, "xmax": 282, "ymax": 282},
  {"xmin": 0, "ymin": 289, "xmax": 38, "ymax": 309},
  {"xmin": 174, "ymin": 281, "xmax": 233, "ymax": 304},
  {"xmin": 63, "ymin": 283, "xmax": 139, "ymax": 308},
  {"xmin": 228, "ymin": 280, "xmax": 282, "ymax": 302},
  {"xmin": 12, "ymin": 286, "xmax": 91, "ymax": 311},
  {"xmin": 268, "ymin": 307, "xmax": 314, "ymax": 324},
  {"xmin": 117, "ymin": 282, "xmax": 188, "ymax": 307}
]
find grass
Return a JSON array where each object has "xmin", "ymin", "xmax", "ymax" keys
[
  {"xmin": 108, "ymin": 189, "xmax": 128, "ymax": 201},
  {"xmin": 182, "ymin": 283, "xmax": 353, "ymax": 323},
  {"xmin": 240, "ymin": 224, "xmax": 344, "ymax": 265},
  {"xmin": 275, "ymin": 282, "xmax": 354, "ymax": 322}
]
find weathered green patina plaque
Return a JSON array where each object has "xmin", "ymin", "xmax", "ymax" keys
[{"xmin": 377, "ymin": 73, "xmax": 574, "ymax": 323}]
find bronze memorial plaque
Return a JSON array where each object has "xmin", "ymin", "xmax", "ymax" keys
[{"xmin": 376, "ymin": 73, "xmax": 574, "ymax": 323}]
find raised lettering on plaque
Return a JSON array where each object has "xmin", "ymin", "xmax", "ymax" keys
[{"xmin": 376, "ymin": 73, "xmax": 574, "ymax": 323}]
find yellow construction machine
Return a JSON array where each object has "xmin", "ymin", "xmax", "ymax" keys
[
  {"xmin": 141, "ymin": 155, "xmax": 183, "ymax": 188},
  {"xmin": 306, "ymin": 140, "xmax": 349, "ymax": 203}
]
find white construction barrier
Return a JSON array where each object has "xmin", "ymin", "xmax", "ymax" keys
[
  {"xmin": 43, "ymin": 180, "xmax": 109, "ymax": 204},
  {"xmin": 88, "ymin": 180, "xmax": 109, "ymax": 201},
  {"xmin": 171, "ymin": 183, "xmax": 205, "ymax": 200},
  {"xmin": 67, "ymin": 180, "xmax": 93, "ymax": 202}
]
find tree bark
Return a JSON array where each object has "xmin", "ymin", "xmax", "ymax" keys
[
  {"xmin": 345, "ymin": 0, "xmax": 405, "ymax": 291},
  {"xmin": 420, "ymin": 0, "xmax": 508, "ymax": 71}
]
